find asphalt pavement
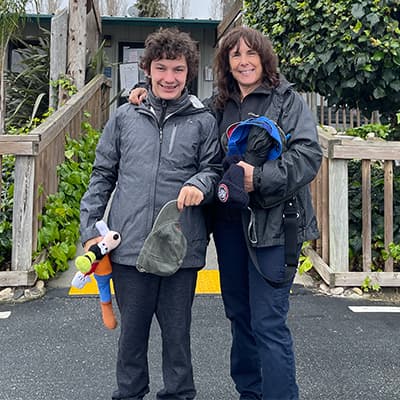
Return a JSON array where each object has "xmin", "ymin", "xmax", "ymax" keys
[
  {"xmin": 1, "ymin": 283, "xmax": 399, "ymax": 399},
  {"xmin": 1, "ymin": 253, "xmax": 399, "ymax": 399}
]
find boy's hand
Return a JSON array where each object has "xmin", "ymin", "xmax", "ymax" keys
[
  {"xmin": 129, "ymin": 88, "xmax": 148, "ymax": 105},
  {"xmin": 177, "ymin": 186, "xmax": 204, "ymax": 211},
  {"xmin": 83, "ymin": 236, "xmax": 102, "ymax": 252}
]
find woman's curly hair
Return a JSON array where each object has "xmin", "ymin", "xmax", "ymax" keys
[
  {"xmin": 214, "ymin": 26, "xmax": 280, "ymax": 110},
  {"xmin": 140, "ymin": 27, "xmax": 199, "ymax": 84}
]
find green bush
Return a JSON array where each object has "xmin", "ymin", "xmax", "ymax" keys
[
  {"xmin": 244, "ymin": 0, "xmax": 400, "ymax": 121},
  {"xmin": 0, "ymin": 156, "xmax": 14, "ymax": 269},
  {"xmin": 34, "ymin": 117, "xmax": 100, "ymax": 280}
]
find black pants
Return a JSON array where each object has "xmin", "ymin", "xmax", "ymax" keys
[{"xmin": 111, "ymin": 263, "xmax": 198, "ymax": 400}]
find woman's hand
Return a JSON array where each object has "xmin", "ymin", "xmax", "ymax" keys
[
  {"xmin": 129, "ymin": 87, "xmax": 148, "ymax": 105},
  {"xmin": 237, "ymin": 161, "xmax": 254, "ymax": 192}
]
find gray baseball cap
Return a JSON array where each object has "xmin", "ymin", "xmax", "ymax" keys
[{"xmin": 136, "ymin": 200, "xmax": 187, "ymax": 276}]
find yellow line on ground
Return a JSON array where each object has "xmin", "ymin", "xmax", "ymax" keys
[{"xmin": 68, "ymin": 269, "xmax": 221, "ymax": 296}]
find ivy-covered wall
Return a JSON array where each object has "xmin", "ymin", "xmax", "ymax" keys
[{"xmin": 244, "ymin": 0, "xmax": 400, "ymax": 120}]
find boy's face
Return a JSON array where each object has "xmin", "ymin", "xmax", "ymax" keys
[{"xmin": 147, "ymin": 55, "xmax": 188, "ymax": 100}]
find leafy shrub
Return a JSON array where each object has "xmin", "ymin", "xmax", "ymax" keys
[
  {"xmin": 0, "ymin": 156, "xmax": 15, "ymax": 269},
  {"xmin": 345, "ymin": 123, "xmax": 390, "ymax": 140},
  {"xmin": 244, "ymin": 0, "xmax": 400, "ymax": 121},
  {"xmin": 34, "ymin": 117, "xmax": 100, "ymax": 280}
]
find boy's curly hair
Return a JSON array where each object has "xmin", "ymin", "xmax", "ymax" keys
[{"xmin": 140, "ymin": 27, "xmax": 199, "ymax": 83}]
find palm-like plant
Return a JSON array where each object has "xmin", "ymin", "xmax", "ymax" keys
[
  {"xmin": 5, "ymin": 32, "xmax": 50, "ymax": 131},
  {"xmin": 0, "ymin": 0, "xmax": 30, "ymax": 134}
]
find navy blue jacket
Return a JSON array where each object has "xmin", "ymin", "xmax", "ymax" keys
[{"xmin": 208, "ymin": 80, "xmax": 322, "ymax": 247}]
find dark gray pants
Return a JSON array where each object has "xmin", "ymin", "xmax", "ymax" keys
[{"xmin": 111, "ymin": 263, "xmax": 198, "ymax": 400}]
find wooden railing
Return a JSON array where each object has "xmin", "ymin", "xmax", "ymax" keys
[
  {"xmin": 307, "ymin": 126, "xmax": 400, "ymax": 287},
  {"xmin": 0, "ymin": 74, "xmax": 110, "ymax": 287}
]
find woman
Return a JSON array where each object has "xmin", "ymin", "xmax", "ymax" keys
[
  {"xmin": 211, "ymin": 26, "xmax": 322, "ymax": 400},
  {"xmin": 129, "ymin": 26, "xmax": 322, "ymax": 400}
]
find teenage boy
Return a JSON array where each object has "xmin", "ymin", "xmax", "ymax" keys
[{"xmin": 79, "ymin": 27, "xmax": 221, "ymax": 400}]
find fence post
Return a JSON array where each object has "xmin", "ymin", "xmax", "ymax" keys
[
  {"xmin": 49, "ymin": 8, "xmax": 68, "ymax": 109},
  {"xmin": 11, "ymin": 155, "xmax": 36, "ymax": 278},
  {"xmin": 328, "ymin": 158, "xmax": 349, "ymax": 274}
]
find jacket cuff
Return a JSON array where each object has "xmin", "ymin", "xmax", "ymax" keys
[{"xmin": 80, "ymin": 226, "xmax": 101, "ymax": 246}]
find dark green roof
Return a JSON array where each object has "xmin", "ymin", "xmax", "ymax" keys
[
  {"xmin": 101, "ymin": 16, "xmax": 220, "ymax": 28},
  {"xmin": 26, "ymin": 14, "xmax": 52, "ymax": 22},
  {"xmin": 102, "ymin": 16, "xmax": 220, "ymax": 28},
  {"xmin": 25, "ymin": 14, "xmax": 220, "ymax": 29}
]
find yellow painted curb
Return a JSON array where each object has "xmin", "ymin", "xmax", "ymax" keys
[
  {"xmin": 69, "ymin": 274, "xmax": 115, "ymax": 295},
  {"xmin": 196, "ymin": 269, "xmax": 221, "ymax": 294},
  {"xmin": 69, "ymin": 269, "xmax": 221, "ymax": 296}
]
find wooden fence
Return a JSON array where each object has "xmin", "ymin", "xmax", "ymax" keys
[
  {"xmin": 304, "ymin": 92, "xmax": 380, "ymax": 131},
  {"xmin": 307, "ymin": 126, "xmax": 400, "ymax": 287},
  {"xmin": 0, "ymin": 74, "xmax": 110, "ymax": 287}
]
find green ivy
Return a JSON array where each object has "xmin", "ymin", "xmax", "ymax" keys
[
  {"xmin": 34, "ymin": 117, "xmax": 100, "ymax": 280},
  {"xmin": 298, "ymin": 242, "xmax": 314, "ymax": 275},
  {"xmin": 345, "ymin": 123, "xmax": 390, "ymax": 140},
  {"xmin": 50, "ymin": 75, "xmax": 78, "ymax": 97},
  {"xmin": 361, "ymin": 276, "xmax": 381, "ymax": 293},
  {"xmin": 244, "ymin": 0, "xmax": 400, "ymax": 121},
  {"xmin": 0, "ymin": 156, "xmax": 14, "ymax": 268}
]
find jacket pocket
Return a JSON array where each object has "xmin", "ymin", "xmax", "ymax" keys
[{"xmin": 254, "ymin": 245, "xmax": 299, "ymax": 286}]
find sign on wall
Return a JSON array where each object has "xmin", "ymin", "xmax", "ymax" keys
[{"xmin": 119, "ymin": 44, "xmax": 145, "ymax": 97}]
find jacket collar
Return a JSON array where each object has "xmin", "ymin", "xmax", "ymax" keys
[
  {"xmin": 148, "ymin": 88, "xmax": 190, "ymax": 117},
  {"xmin": 230, "ymin": 76, "xmax": 293, "ymax": 104}
]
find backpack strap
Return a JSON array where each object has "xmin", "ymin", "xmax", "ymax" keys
[
  {"xmin": 270, "ymin": 84, "xmax": 299, "ymax": 272},
  {"xmin": 283, "ymin": 196, "xmax": 299, "ymax": 268},
  {"xmin": 266, "ymin": 82, "xmax": 292, "ymax": 123}
]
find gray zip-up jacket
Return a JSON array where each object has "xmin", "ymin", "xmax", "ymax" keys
[
  {"xmin": 210, "ymin": 79, "xmax": 322, "ymax": 247},
  {"xmin": 80, "ymin": 89, "xmax": 221, "ymax": 268}
]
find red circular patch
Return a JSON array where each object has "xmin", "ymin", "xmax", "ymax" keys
[{"xmin": 218, "ymin": 183, "xmax": 229, "ymax": 203}]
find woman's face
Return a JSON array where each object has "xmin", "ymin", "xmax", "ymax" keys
[{"xmin": 228, "ymin": 37, "xmax": 263, "ymax": 97}]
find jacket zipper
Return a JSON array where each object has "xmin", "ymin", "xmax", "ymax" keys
[
  {"xmin": 135, "ymin": 101, "xmax": 198, "ymax": 227},
  {"xmin": 168, "ymin": 124, "xmax": 177, "ymax": 153},
  {"xmin": 158, "ymin": 100, "xmax": 167, "ymax": 143},
  {"xmin": 151, "ymin": 100, "xmax": 168, "ymax": 226}
]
